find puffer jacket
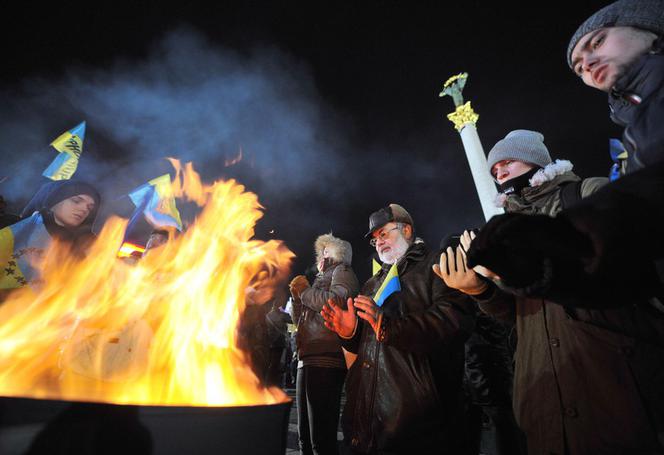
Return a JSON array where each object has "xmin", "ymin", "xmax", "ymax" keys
[
  {"xmin": 609, "ymin": 50, "xmax": 664, "ymax": 172},
  {"xmin": 476, "ymin": 166, "xmax": 664, "ymax": 454},
  {"xmin": 297, "ymin": 234, "xmax": 359, "ymax": 358},
  {"xmin": 341, "ymin": 241, "xmax": 475, "ymax": 454}
]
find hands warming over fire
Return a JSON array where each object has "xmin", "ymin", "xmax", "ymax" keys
[
  {"xmin": 321, "ymin": 295, "xmax": 383, "ymax": 339},
  {"xmin": 433, "ymin": 230, "xmax": 491, "ymax": 295}
]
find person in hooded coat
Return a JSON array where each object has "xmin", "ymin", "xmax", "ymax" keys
[
  {"xmin": 0, "ymin": 180, "xmax": 100, "ymax": 293},
  {"xmin": 289, "ymin": 233, "xmax": 359, "ymax": 455}
]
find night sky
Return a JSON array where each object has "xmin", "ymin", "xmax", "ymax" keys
[{"xmin": 1, "ymin": 1, "xmax": 619, "ymax": 282}]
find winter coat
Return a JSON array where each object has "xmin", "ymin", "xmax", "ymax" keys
[
  {"xmin": 341, "ymin": 241, "xmax": 475, "ymax": 454},
  {"xmin": 476, "ymin": 166, "xmax": 664, "ymax": 454},
  {"xmin": 497, "ymin": 160, "xmax": 607, "ymax": 216},
  {"xmin": 609, "ymin": 51, "xmax": 664, "ymax": 173},
  {"xmin": 297, "ymin": 234, "xmax": 359, "ymax": 360}
]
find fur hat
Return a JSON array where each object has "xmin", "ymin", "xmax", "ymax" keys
[
  {"xmin": 567, "ymin": 0, "xmax": 664, "ymax": 68},
  {"xmin": 487, "ymin": 130, "xmax": 552, "ymax": 171},
  {"xmin": 315, "ymin": 233, "xmax": 352, "ymax": 266}
]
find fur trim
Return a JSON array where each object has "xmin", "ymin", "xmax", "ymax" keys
[
  {"xmin": 529, "ymin": 160, "xmax": 574, "ymax": 187},
  {"xmin": 494, "ymin": 193, "xmax": 508, "ymax": 208},
  {"xmin": 315, "ymin": 233, "xmax": 352, "ymax": 265},
  {"xmin": 494, "ymin": 160, "xmax": 574, "ymax": 207}
]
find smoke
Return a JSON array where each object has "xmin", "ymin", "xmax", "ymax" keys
[
  {"xmin": 0, "ymin": 27, "xmax": 355, "ymax": 233},
  {"xmin": 0, "ymin": 25, "xmax": 489, "ymax": 280}
]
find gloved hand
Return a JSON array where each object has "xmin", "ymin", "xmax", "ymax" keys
[
  {"xmin": 289, "ymin": 275, "xmax": 310, "ymax": 298},
  {"xmin": 466, "ymin": 213, "xmax": 593, "ymax": 291}
]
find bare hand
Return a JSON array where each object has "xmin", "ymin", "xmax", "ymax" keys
[
  {"xmin": 353, "ymin": 295, "xmax": 382, "ymax": 336},
  {"xmin": 321, "ymin": 298, "xmax": 357, "ymax": 338},
  {"xmin": 459, "ymin": 230, "xmax": 501, "ymax": 281},
  {"xmin": 433, "ymin": 241, "xmax": 488, "ymax": 296}
]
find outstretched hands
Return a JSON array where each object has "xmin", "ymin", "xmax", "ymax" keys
[
  {"xmin": 321, "ymin": 297, "xmax": 357, "ymax": 338},
  {"xmin": 433, "ymin": 230, "xmax": 492, "ymax": 295},
  {"xmin": 321, "ymin": 295, "xmax": 383, "ymax": 338}
]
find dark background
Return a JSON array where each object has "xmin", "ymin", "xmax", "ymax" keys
[{"xmin": 0, "ymin": 1, "xmax": 618, "ymax": 281}]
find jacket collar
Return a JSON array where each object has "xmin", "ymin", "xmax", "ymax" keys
[
  {"xmin": 495, "ymin": 160, "xmax": 579, "ymax": 208},
  {"xmin": 378, "ymin": 239, "xmax": 428, "ymax": 275},
  {"xmin": 609, "ymin": 52, "xmax": 664, "ymax": 127}
]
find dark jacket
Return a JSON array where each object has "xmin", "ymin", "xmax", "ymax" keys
[
  {"xmin": 475, "ymin": 171, "xmax": 664, "ymax": 454},
  {"xmin": 609, "ymin": 51, "xmax": 664, "ymax": 172},
  {"xmin": 297, "ymin": 262, "xmax": 359, "ymax": 359},
  {"xmin": 341, "ymin": 241, "xmax": 474, "ymax": 454}
]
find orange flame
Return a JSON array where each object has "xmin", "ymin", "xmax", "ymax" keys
[
  {"xmin": 117, "ymin": 242, "xmax": 145, "ymax": 258},
  {"xmin": 0, "ymin": 161, "xmax": 293, "ymax": 406}
]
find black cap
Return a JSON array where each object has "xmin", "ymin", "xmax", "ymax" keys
[{"xmin": 365, "ymin": 203, "xmax": 414, "ymax": 238}]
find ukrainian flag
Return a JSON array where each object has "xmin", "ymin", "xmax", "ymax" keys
[
  {"xmin": 372, "ymin": 258, "xmax": 382, "ymax": 275},
  {"xmin": 0, "ymin": 213, "xmax": 51, "ymax": 289},
  {"xmin": 373, "ymin": 263, "xmax": 400, "ymax": 307},
  {"xmin": 42, "ymin": 121, "xmax": 86, "ymax": 181},
  {"xmin": 128, "ymin": 174, "xmax": 183, "ymax": 231}
]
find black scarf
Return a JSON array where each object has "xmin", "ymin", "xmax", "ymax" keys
[{"xmin": 498, "ymin": 167, "xmax": 541, "ymax": 195}]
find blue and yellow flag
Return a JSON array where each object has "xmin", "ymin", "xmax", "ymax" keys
[
  {"xmin": 42, "ymin": 121, "xmax": 86, "ymax": 181},
  {"xmin": 609, "ymin": 138, "xmax": 628, "ymax": 182},
  {"xmin": 372, "ymin": 258, "xmax": 382, "ymax": 275},
  {"xmin": 0, "ymin": 213, "xmax": 51, "ymax": 289},
  {"xmin": 373, "ymin": 263, "xmax": 400, "ymax": 307},
  {"xmin": 128, "ymin": 174, "xmax": 183, "ymax": 231}
]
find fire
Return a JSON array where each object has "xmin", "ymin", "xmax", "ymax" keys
[
  {"xmin": 0, "ymin": 161, "xmax": 293, "ymax": 406},
  {"xmin": 117, "ymin": 242, "xmax": 145, "ymax": 258}
]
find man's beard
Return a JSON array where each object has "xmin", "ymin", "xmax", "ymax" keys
[{"xmin": 378, "ymin": 234, "xmax": 410, "ymax": 265}]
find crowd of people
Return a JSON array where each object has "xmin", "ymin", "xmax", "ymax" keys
[
  {"xmin": 287, "ymin": 1, "xmax": 664, "ymax": 454},
  {"xmin": 0, "ymin": 0, "xmax": 663, "ymax": 454}
]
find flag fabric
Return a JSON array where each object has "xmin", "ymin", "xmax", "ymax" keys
[
  {"xmin": 372, "ymin": 258, "xmax": 382, "ymax": 275},
  {"xmin": 128, "ymin": 174, "xmax": 183, "ymax": 231},
  {"xmin": 609, "ymin": 138, "xmax": 628, "ymax": 181},
  {"xmin": 373, "ymin": 263, "xmax": 401, "ymax": 307},
  {"xmin": 0, "ymin": 213, "xmax": 51, "ymax": 289},
  {"xmin": 42, "ymin": 121, "xmax": 86, "ymax": 181}
]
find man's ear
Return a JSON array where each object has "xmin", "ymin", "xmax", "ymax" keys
[{"xmin": 402, "ymin": 224, "xmax": 413, "ymax": 240}]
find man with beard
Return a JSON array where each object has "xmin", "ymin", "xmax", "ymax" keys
[{"xmin": 321, "ymin": 204, "xmax": 474, "ymax": 454}]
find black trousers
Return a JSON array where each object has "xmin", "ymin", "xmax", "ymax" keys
[{"xmin": 296, "ymin": 365, "xmax": 346, "ymax": 455}]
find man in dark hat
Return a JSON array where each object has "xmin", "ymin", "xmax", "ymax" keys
[{"xmin": 321, "ymin": 204, "xmax": 474, "ymax": 454}]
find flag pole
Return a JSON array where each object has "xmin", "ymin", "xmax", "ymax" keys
[{"xmin": 439, "ymin": 73, "xmax": 504, "ymax": 222}]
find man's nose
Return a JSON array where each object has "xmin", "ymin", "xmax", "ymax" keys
[{"xmin": 581, "ymin": 53, "xmax": 599, "ymax": 72}]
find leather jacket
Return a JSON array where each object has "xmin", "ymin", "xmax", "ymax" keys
[{"xmin": 340, "ymin": 242, "xmax": 475, "ymax": 453}]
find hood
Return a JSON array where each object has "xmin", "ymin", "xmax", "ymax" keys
[{"xmin": 314, "ymin": 233, "xmax": 352, "ymax": 266}]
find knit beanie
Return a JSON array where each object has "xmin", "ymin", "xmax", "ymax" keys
[
  {"xmin": 567, "ymin": 0, "xmax": 664, "ymax": 68},
  {"xmin": 487, "ymin": 130, "xmax": 552, "ymax": 171}
]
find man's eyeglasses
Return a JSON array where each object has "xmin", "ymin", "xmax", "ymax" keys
[{"xmin": 369, "ymin": 226, "xmax": 400, "ymax": 247}]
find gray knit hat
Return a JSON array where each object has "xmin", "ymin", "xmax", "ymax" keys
[
  {"xmin": 567, "ymin": 0, "xmax": 664, "ymax": 68},
  {"xmin": 487, "ymin": 130, "xmax": 552, "ymax": 171}
]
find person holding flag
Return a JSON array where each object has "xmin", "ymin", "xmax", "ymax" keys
[
  {"xmin": 0, "ymin": 180, "xmax": 100, "ymax": 293},
  {"xmin": 321, "ymin": 203, "xmax": 475, "ymax": 454}
]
